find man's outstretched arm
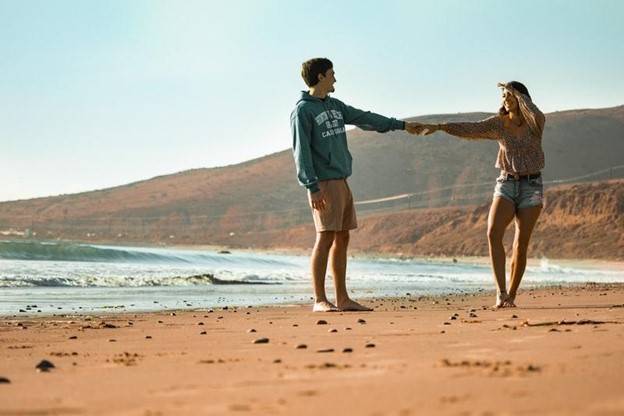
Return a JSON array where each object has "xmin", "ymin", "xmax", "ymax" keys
[{"xmin": 337, "ymin": 100, "xmax": 422, "ymax": 134}]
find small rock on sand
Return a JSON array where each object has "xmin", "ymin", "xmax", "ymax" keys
[
  {"xmin": 357, "ymin": 319, "xmax": 366, "ymax": 324},
  {"xmin": 316, "ymin": 320, "xmax": 328, "ymax": 325},
  {"xmin": 342, "ymin": 348, "xmax": 353, "ymax": 353},
  {"xmin": 316, "ymin": 348, "xmax": 334, "ymax": 353},
  {"xmin": 295, "ymin": 344, "xmax": 307, "ymax": 349},
  {"xmin": 247, "ymin": 329, "xmax": 257, "ymax": 333},
  {"xmin": 328, "ymin": 329, "xmax": 338, "ymax": 333},
  {"xmin": 365, "ymin": 343, "xmax": 376, "ymax": 348},
  {"xmin": 253, "ymin": 337, "xmax": 269, "ymax": 344},
  {"xmin": 68, "ymin": 336, "xmax": 78, "ymax": 340},
  {"xmin": 0, "ymin": 377, "xmax": 10, "ymax": 384},
  {"xmin": 200, "ymin": 331, "xmax": 207, "ymax": 335},
  {"xmin": 145, "ymin": 336, "xmax": 152, "ymax": 339},
  {"xmin": 35, "ymin": 360, "xmax": 55, "ymax": 372}
]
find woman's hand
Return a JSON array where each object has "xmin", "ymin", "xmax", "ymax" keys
[
  {"xmin": 498, "ymin": 82, "xmax": 516, "ymax": 94},
  {"xmin": 420, "ymin": 124, "xmax": 440, "ymax": 135}
]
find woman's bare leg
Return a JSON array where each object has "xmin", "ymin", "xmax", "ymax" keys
[
  {"xmin": 487, "ymin": 197, "xmax": 516, "ymax": 307},
  {"xmin": 508, "ymin": 205, "xmax": 542, "ymax": 306}
]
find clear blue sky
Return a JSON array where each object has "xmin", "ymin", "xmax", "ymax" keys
[{"xmin": 1, "ymin": 0, "xmax": 623, "ymax": 202}]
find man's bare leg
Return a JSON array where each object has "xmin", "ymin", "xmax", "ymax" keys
[
  {"xmin": 487, "ymin": 197, "xmax": 516, "ymax": 308},
  {"xmin": 331, "ymin": 230, "xmax": 372, "ymax": 311},
  {"xmin": 311, "ymin": 231, "xmax": 338, "ymax": 312}
]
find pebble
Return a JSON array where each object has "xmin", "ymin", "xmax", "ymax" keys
[
  {"xmin": 68, "ymin": 336, "xmax": 78, "ymax": 340},
  {"xmin": 200, "ymin": 331, "xmax": 207, "ymax": 335},
  {"xmin": 342, "ymin": 348, "xmax": 353, "ymax": 353},
  {"xmin": 273, "ymin": 359, "xmax": 282, "ymax": 364},
  {"xmin": 145, "ymin": 336, "xmax": 152, "ymax": 339},
  {"xmin": 328, "ymin": 329, "xmax": 338, "ymax": 333},
  {"xmin": 35, "ymin": 360, "xmax": 55, "ymax": 372},
  {"xmin": 357, "ymin": 319, "xmax": 367, "ymax": 324},
  {"xmin": 316, "ymin": 348, "xmax": 334, "ymax": 353},
  {"xmin": 365, "ymin": 343, "xmax": 376, "ymax": 348},
  {"xmin": 253, "ymin": 337, "xmax": 269, "ymax": 344},
  {"xmin": 295, "ymin": 344, "xmax": 308, "ymax": 349},
  {"xmin": 247, "ymin": 329, "xmax": 257, "ymax": 333},
  {"xmin": 198, "ymin": 322, "xmax": 204, "ymax": 326},
  {"xmin": 0, "ymin": 377, "xmax": 10, "ymax": 384},
  {"xmin": 316, "ymin": 320, "xmax": 328, "ymax": 325}
]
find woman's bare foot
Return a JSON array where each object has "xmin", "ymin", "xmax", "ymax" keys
[
  {"xmin": 336, "ymin": 299, "xmax": 373, "ymax": 312},
  {"xmin": 312, "ymin": 301, "xmax": 339, "ymax": 312},
  {"xmin": 493, "ymin": 292, "xmax": 509, "ymax": 309}
]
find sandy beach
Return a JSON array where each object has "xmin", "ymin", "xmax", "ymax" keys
[{"xmin": 1, "ymin": 283, "xmax": 623, "ymax": 416}]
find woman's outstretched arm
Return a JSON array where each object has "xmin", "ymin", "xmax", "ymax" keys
[{"xmin": 424, "ymin": 116, "xmax": 501, "ymax": 140}]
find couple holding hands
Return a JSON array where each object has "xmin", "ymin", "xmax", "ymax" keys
[{"xmin": 291, "ymin": 58, "xmax": 545, "ymax": 311}]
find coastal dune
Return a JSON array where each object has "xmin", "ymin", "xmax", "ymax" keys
[{"xmin": 1, "ymin": 283, "xmax": 623, "ymax": 415}]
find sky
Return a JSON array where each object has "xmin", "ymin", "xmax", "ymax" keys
[{"xmin": 1, "ymin": 0, "xmax": 623, "ymax": 202}]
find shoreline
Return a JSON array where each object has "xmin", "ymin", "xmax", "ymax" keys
[
  {"xmin": 2, "ymin": 281, "xmax": 620, "ymax": 319},
  {"xmin": 2, "ymin": 283, "xmax": 623, "ymax": 415}
]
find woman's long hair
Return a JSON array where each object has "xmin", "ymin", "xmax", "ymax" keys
[{"xmin": 499, "ymin": 81, "xmax": 531, "ymax": 116}]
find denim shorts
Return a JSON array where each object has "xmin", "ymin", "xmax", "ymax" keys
[{"xmin": 493, "ymin": 174, "xmax": 544, "ymax": 209}]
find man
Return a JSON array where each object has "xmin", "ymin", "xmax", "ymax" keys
[{"xmin": 290, "ymin": 57, "xmax": 421, "ymax": 312}]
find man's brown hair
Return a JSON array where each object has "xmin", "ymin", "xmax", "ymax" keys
[{"xmin": 301, "ymin": 58, "xmax": 333, "ymax": 87}]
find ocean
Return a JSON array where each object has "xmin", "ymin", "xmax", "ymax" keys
[{"xmin": 1, "ymin": 240, "xmax": 622, "ymax": 315}]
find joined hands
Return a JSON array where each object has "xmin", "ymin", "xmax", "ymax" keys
[{"xmin": 405, "ymin": 122, "xmax": 441, "ymax": 136}]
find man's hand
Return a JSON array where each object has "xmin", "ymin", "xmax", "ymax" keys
[
  {"xmin": 405, "ymin": 122, "xmax": 426, "ymax": 135},
  {"xmin": 308, "ymin": 189, "xmax": 326, "ymax": 211}
]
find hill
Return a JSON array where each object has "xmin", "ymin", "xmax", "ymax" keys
[{"xmin": 0, "ymin": 105, "xmax": 622, "ymax": 259}]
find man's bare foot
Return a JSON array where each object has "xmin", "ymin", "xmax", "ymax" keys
[
  {"xmin": 312, "ymin": 301, "xmax": 339, "ymax": 312},
  {"xmin": 504, "ymin": 294, "xmax": 517, "ymax": 308},
  {"xmin": 336, "ymin": 299, "xmax": 373, "ymax": 312},
  {"xmin": 493, "ymin": 292, "xmax": 509, "ymax": 309}
]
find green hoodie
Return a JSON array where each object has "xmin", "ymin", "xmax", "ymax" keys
[{"xmin": 291, "ymin": 91, "xmax": 405, "ymax": 193}]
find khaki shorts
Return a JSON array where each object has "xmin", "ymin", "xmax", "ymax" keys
[{"xmin": 310, "ymin": 179, "xmax": 358, "ymax": 232}]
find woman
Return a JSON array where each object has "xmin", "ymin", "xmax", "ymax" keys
[{"xmin": 421, "ymin": 82, "xmax": 545, "ymax": 308}]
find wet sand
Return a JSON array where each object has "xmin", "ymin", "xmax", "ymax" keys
[{"xmin": 1, "ymin": 283, "xmax": 623, "ymax": 415}]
